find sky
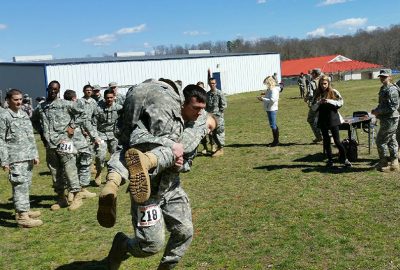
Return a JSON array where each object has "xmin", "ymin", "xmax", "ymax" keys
[{"xmin": 0, "ymin": 0, "xmax": 399, "ymax": 62}]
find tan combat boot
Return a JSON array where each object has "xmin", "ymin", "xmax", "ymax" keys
[
  {"xmin": 97, "ymin": 172, "xmax": 122, "ymax": 228},
  {"xmin": 212, "ymin": 147, "xmax": 224, "ymax": 158},
  {"xmin": 376, "ymin": 157, "xmax": 389, "ymax": 172},
  {"xmin": 16, "ymin": 212, "xmax": 43, "ymax": 228},
  {"xmin": 51, "ymin": 194, "xmax": 69, "ymax": 211},
  {"xmin": 68, "ymin": 191, "xmax": 84, "ymax": 211},
  {"xmin": 80, "ymin": 188, "xmax": 97, "ymax": 199},
  {"xmin": 390, "ymin": 158, "xmax": 399, "ymax": 171},
  {"xmin": 107, "ymin": 232, "xmax": 129, "ymax": 270},
  {"xmin": 28, "ymin": 210, "xmax": 41, "ymax": 219},
  {"xmin": 125, "ymin": 149, "xmax": 157, "ymax": 204}
]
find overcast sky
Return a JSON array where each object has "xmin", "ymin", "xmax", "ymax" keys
[{"xmin": 0, "ymin": 0, "xmax": 399, "ymax": 62}]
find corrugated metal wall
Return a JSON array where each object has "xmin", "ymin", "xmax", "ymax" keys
[
  {"xmin": 0, "ymin": 65, "xmax": 46, "ymax": 103},
  {"xmin": 45, "ymin": 54, "xmax": 280, "ymax": 98}
]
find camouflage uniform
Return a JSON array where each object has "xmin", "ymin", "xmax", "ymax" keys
[
  {"xmin": 116, "ymin": 92, "xmax": 126, "ymax": 106},
  {"xmin": 108, "ymin": 80, "xmax": 197, "ymax": 269},
  {"xmin": 71, "ymin": 106, "xmax": 99, "ymax": 187},
  {"xmin": 93, "ymin": 101, "xmax": 123, "ymax": 173},
  {"xmin": 32, "ymin": 99, "xmax": 84, "ymax": 195},
  {"xmin": 297, "ymin": 75, "xmax": 306, "ymax": 98},
  {"xmin": 0, "ymin": 108, "xmax": 39, "ymax": 213},
  {"xmin": 305, "ymin": 76, "xmax": 323, "ymax": 141},
  {"xmin": 374, "ymin": 83, "xmax": 399, "ymax": 160},
  {"xmin": 206, "ymin": 89, "xmax": 227, "ymax": 148},
  {"xmin": 77, "ymin": 96, "xmax": 98, "ymax": 159}
]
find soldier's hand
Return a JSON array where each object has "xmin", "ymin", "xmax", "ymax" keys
[
  {"xmin": 94, "ymin": 138, "xmax": 102, "ymax": 146},
  {"xmin": 174, "ymin": 156, "xmax": 184, "ymax": 168},
  {"xmin": 172, "ymin": 143, "xmax": 184, "ymax": 159},
  {"xmin": 33, "ymin": 159, "xmax": 40, "ymax": 165},
  {"xmin": 67, "ymin": 126, "xmax": 75, "ymax": 138}
]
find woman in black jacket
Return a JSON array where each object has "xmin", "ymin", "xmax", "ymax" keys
[{"xmin": 312, "ymin": 75, "xmax": 352, "ymax": 168}]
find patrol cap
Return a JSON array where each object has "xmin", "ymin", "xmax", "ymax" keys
[
  {"xmin": 108, "ymin": 82, "xmax": 118, "ymax": 87},
  {"xmin": 311, "ymin": 68, "xmax": 322, "ymax": 75},
  {"xmin": 378, "ymin": 69, "xmax": 391, "ymax": 77},
  {"xmin": 92, "ymin": 84, "xmax": 101, "ymax": 91}
]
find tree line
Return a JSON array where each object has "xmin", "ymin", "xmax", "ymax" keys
[{"xmin": 153, "ymin": 24, "xmax": 400, "ymax": 69}]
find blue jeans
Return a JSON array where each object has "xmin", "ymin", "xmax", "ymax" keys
[{"xmin": 267, "ymin": 110, "xmax": 277, "ymax": 129}]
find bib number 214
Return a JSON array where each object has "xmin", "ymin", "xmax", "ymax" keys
[{"xmin": 137, "ymin": 204, "xmax": 161, "ymax": 227}]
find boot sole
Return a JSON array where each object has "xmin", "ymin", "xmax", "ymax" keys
[
  {"xmin": 97, "ymin": 193, "xmax": 117, "ymax": 228},
  {"xmin": 125, "ymin": 149, "xmax": 151, "ymax": 204}
]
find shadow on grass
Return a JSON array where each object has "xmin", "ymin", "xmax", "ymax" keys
[
  {"xmin": 225, "ymin": 142, "xmax": 298, "ymax": 148},
  {"xmin": 30, "ymin": 195, "xmax": 55, "ymax": 208},
  {"xmin": 254, "ymin": 163, "xmax": 374, "ymax": 174},
  {"xmin": 54, "ymin": 259, "xmax": 108, "ymax": 270},
  {"xmin": 293, "ymin": 153, "xmax": 325, "ymax": 162},
  {"xmin": 0, "ymin": 210, "xmax": 17, "ymax": 227},
  {"xmin": 39, "ymin": 171, "xmax": 52, "ymax": 176}
]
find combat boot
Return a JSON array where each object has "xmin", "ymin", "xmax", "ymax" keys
[
  {"xmin": 390, "ymin": 158, "xmax": 399, "ymax": 171},
  {"xmin": 16, "ymin": 212, "xmax": 43, "ymax": 228},
  {"xmin": 80, "ymin": 188, "xmax": 96, "ymax": 199},
  {"xmin": 51, "ymin": 194, "xmax": 69, "ymax": 211},
  {"xmin": 107, "ymin": 232, "xmax": 129, "ymax": 270},
  {"xmin": 125, "ymin": 149, "xmax": 157, "ymax": 204},
  {"xmin": 68, "ymin": 191, "xmax": 84, "ymax": 211},
  {"xmin": 97, "ymin": 172, "xmax": 122, "ymax": 228},
  {"xmin": 376, "ymin": 158, "xmax": 389, "ymax": 172},
  {"xmin": 28, "ymin": 210, "xmax": 41, "ymax": 219},
  {"xmin": 212, "ymin": 147, "xmax": 224, "ymax": 157}
]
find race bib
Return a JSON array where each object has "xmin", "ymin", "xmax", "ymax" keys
[
  {"xmin": 57, "ymin": 141, "xmax": 75, "ymax": 154},
  {"xmin": 137, "ymin": 204, "xmax": 161, "ymax": 227}
]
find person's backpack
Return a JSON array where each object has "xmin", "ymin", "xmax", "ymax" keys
[{"xmin": 342, "ymin": 138, "xmax": 358, "ymax": 162}]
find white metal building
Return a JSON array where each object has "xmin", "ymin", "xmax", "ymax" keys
[{"xmin": 0, "ymin": 52, "xmax": 280, "ymax": 101}]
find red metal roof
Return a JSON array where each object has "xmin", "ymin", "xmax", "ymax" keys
[{"xmin": 282, "ymin": 54, "xmax": 381, "ymax": 77}]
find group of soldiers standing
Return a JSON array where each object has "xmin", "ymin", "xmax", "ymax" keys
[{"xmin": 0, "ymin": 76, "xmax": 226, "ymax": 269}]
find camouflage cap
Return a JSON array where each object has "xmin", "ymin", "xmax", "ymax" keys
[
  {"xmin": 378, "ymin": 69, "xmax": 391, "ymax": 77},
  {"xmin": 311, "ymin": 68, "xmax": 322, "ymax": 75},
  {"xmin": 92, "ymin": 84, "xmax": 101, "ymax": 91},
  {"xmin": 108, "ymin": 82, "xmax": 118, "ymax": 87}
]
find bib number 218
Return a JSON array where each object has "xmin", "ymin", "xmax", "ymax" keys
[{"xmin": 137, "ymin": 204, "xmax": 161, "ymax": 227}]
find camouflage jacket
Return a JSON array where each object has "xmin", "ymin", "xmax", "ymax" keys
[
  {"xmin": 93, "ymin": 101, "xmax": 123, "ymax": 140},
  {"xmin": 31, "ymin": 98, "xmax": 86, "ymax": 149},
  {"xmin": 0, "ymin": 108, "xmax": 38, "ymax": 166},
  {"xmin": 119, "ymin": 80, "xmax": 185, "ymax": 149},
  {"xmin": 374, "ymin": 83, "xmax": 400, "ymax": 119},
  {"xmin": 206, "ymin": 89, "xmax": 227, "ymax": 118}
]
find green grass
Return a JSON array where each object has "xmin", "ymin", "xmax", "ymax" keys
[{"xmin": 1, "ymin": 77, "xmax": 400, "ymax": 269}]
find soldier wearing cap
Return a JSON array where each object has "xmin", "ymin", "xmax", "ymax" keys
[
  {"xmin": 92, "ymin": 84, "xmax": 104, "ymax": 103},
  {"xmin": 304, "ymin": 68, "xmax": 323, "ymax": 143},
  {"xmin": 372, "ymin": 69, "xmax": 400, "ymax": 172},
  {"xmin": 109, "ymin": 81, "xmax": 125, "ymax": 106}
]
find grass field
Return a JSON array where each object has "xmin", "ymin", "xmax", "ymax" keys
[{"xmin": 1, "ymin": 77, "xmax": 400, "ymax": 270}]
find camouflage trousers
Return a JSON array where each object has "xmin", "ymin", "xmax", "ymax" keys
[
  {"xmin": 95, "ymin": 138, "xmax": 118, "ymax": 172},
  {"xmin": 307, "ymin": 108, "xmax": 322, "ymax": 140},
  {"xmin": 127, "ymin": 186, "xmax": 193, "ymax": 269},
  {"xmin": 211, "ymin": 116, "xmax": 225, "ymax": 148},
  {"xmin": 376, "ymin": 117, "xmax": 399, "ymax": 159},
  {"xmin": 8, "ymin": 160, "xmax": 34, "ymax": 212},
  {"xmin": 76, "ymin": 147, "xmax": 92, "ymax": 187},
  {"xmin": 107, "ymin": 146, "xmax": 174, "ymax": 181},
  {"xmin": 46, "ymin": 148, "xmax": 80, "ymax": 194}
]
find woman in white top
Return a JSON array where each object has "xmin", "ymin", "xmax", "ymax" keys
[{"xmin": 258, "ymin": 76, "xmax": 280, "ymax": 147}]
